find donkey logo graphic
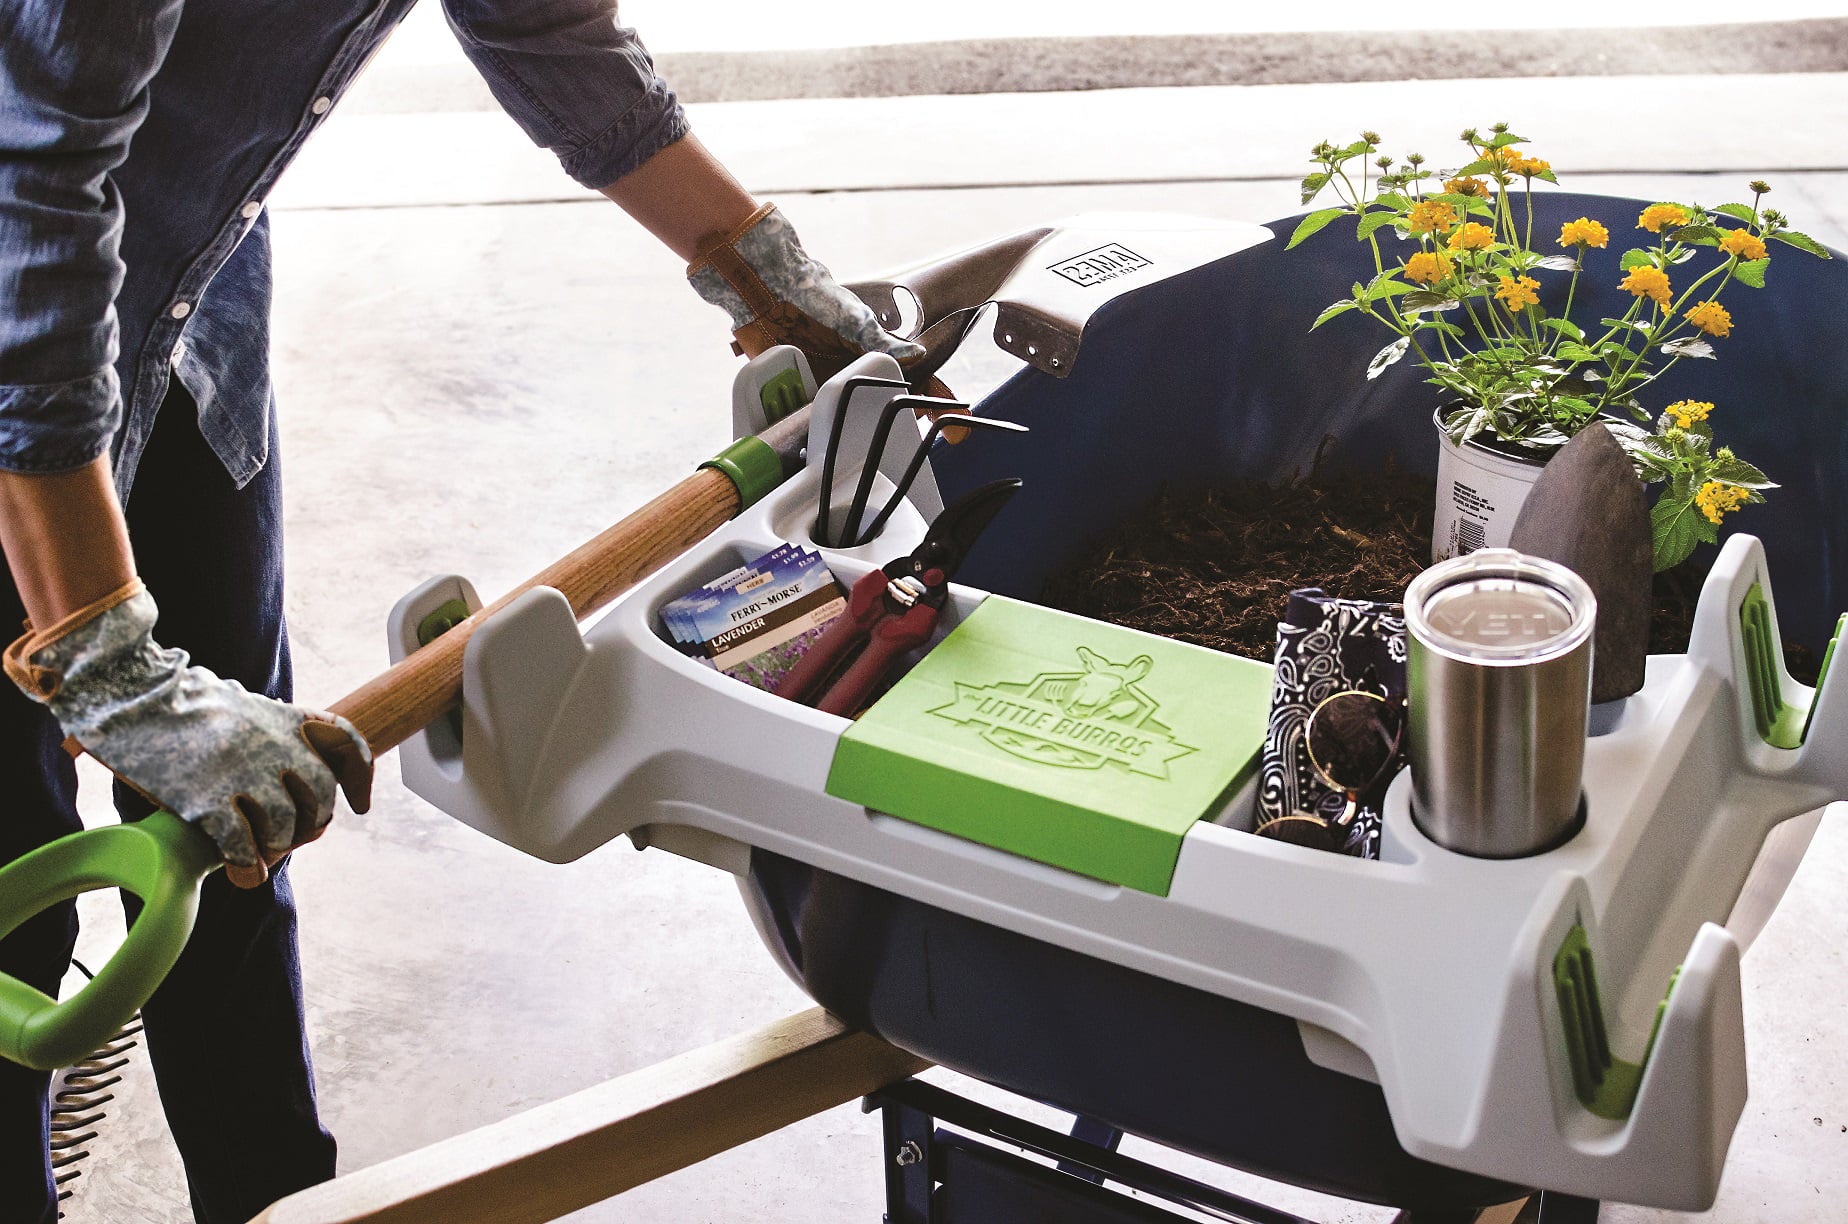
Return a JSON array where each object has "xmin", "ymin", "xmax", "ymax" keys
[{"xmin": 1056, "ymin": 647, "xmax": 1153, "ymax": 721}]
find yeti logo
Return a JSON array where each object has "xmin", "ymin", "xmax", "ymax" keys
[{"xmin": 928, "ymin": 646, "xmax": 1195, "ymax": 778}]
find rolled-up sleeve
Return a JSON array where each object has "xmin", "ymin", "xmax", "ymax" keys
[
  {"xmin": 0, "ymin": 0, "xmax": 183, "ymax": 473},
  {"xmin": 443, "ymin": 0, "xmax": 690, "ymax": 190}
]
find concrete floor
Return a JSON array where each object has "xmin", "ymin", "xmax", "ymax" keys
[{"xmin": 46, "ymin": 36, "xmax": 1848, "ymax": 1224}]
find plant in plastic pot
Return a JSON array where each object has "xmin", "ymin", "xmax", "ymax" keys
[{"xmin": 1290, "ymin": 125, "xmax": 1831, "ymax": 569}]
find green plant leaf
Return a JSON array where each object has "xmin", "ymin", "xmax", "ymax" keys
[
  {"xmin": 1400, "ymin": 290, "xmax": 1462, "ymax": 314},
  {"xmin": 1714, "ymin": 203, "xmax": 1758, "ymax": 223},
  {"xmin": 1660, "ymin": 336, "xmax": 1716, "ymax": 360},
  {"xmin": 1484, "ymin": 132, "xmax": 1527, "ymax": 148},
  {"xmin": 1366, "ymin": 336, "xmax": 1411, "ymax": 380},
  {"xmin": 1733, "ymin": 257, "xmax": 1769, "ymax": 288},
  {"xmin": 1357, "ymin": 211, "xmax": 1400, "ymax": 240},
  {"xmin": 1618, "ymin": 249, "xmax": 1657, "ymax": 270},
  {"xmin": 1540, "ymin": 318, "xmax": 1585, "ymax": 341},
  {"xmin": 1310, "ymin": 300, "xmax": 1359, "ymax": 330},
  {"xmin": 1707, "ymin": 455, "xmax": 1778, "ymax": 489},
  {"xmin": 1375, "ymin": 192, "xmax": 1413, "ymax": 211},
  {"xmin": 1453, "ymin": 157, "xmax": 1495, "ymax": 176},
  {"xmin": 1532, "ymin": 168, "xmax": 1560, "ymax": 185},
  {"xmin": 1670, "ymin": 224, "xmax": 1724, "ymax": 246},
  {"xmin": 1300, "ymin": 172, "xmax": 1331, "ymax": 205},
  {"xmin": 1365, "ymin": 277, "xmax": 1415, "ymax": 301},
  {"xmin": 1340, "ymin": 139, "xmax": 1374, "ymax": 158},
  {"xmin": 1287, "ymin": 207, "xmax": 1350, "ymax": 250},
  {"xmin": 1772, "ymin": 229, "xmax": 1832, "ymax": 258},
  {"xmin": 1419, "ymin": 318, "xmax": 1467, "ymax": 338},
  {"xmin": 1651, "ymin": 494, "xmax": 1704, "ymax": 571}
]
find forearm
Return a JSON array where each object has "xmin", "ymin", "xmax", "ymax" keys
[
  {"xmin": 0, "ymin": 457, "xmax": 136, "ymax": 628},
  {"xmin": 597, "ymin": 133, "xmax": 758, "ymax": 262}
]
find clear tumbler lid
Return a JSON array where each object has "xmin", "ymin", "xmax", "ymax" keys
[{"xmin": 1405, "ymin": 549, "xmax": 1597, "ymax": 664}]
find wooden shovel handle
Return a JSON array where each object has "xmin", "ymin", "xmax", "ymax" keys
[{"xmin": 332, "ymin": 403, "xmax": 812, "ymax": 754}]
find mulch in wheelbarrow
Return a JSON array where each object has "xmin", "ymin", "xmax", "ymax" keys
[{"xmin": 1040, "ymin": 453, "xmax": 1819, "ymax": 684}]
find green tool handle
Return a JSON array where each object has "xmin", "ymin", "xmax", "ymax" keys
[
  {"xmin": 0, "ymin": 811, "xmax": 218, "ymax": 1069},
  {"xmin": 0, "ymin": 404, "xmax": 815, "ymax": 1071}
]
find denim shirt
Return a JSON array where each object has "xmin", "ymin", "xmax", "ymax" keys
[{"xmin": 0, "ymin": 0, "xmax": 687, "ymax": 495}]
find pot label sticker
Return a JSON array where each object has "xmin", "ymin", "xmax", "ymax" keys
[
  {"xmin": 1048, "ymin": 243, "xmax": 1152, "ymax": 288},
  {"xmin": 928, "ymin": 646, "xmax": 1196, "ymax": 778}
]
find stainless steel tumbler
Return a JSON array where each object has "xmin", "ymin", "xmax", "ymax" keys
[{"xmin": 1405, "ymin": 549, "xmax": 1596, "ymax": 857}]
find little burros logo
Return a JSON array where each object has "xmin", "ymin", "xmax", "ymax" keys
[
  {"xmin": 928, "ymin": 646, "xmax": 1195, "ymax": 779},
  {"xmin": 1049, "ymin": 243, "xmax": 1152, "ymax": 288}
]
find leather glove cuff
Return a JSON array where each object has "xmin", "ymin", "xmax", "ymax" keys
[{"xmin": 4, "ymin": 577, "xmax": 152, "ymax": 703}]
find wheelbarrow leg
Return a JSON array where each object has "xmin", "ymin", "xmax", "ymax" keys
[{"xmin": 874, "ymin": 1090, "xmax": 934, "ymax": 1224}]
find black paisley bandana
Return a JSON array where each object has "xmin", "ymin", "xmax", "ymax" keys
[{"xmin": 1258, "ymin": 589, "xmax": 1408, "ymax": 860}]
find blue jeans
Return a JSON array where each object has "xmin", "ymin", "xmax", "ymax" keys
[{"xmin": 0, "ymin": 384, "xmax": 335, "ymax": 1223}]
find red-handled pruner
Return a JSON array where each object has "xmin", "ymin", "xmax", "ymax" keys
[{"xmin": 775, "ymin": 478, "xmax": 1023, "ymax": 716}]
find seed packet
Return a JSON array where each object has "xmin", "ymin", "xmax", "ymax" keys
[{"xmin": 658, "ymin": 544, "xmax": 847, "ymax": 690}]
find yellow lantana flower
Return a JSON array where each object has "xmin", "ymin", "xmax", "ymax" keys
[
  {"xmin": 1718, "ymin": 228, "xmax": 1768, "ymax": 261},
  {"xmin": 1620, "ymin": 265, "xmax": 1673, "ymax": 307},
  {"xmin": 1446, "ymin": 222, "xmax": 1496, "ymax": 251},
  {"xmin": 1695, "ymin": 481, "xmax": 1749, "ymax": 524},
  {"xmin": 1404, "ymin": 251, "xmax": 1454, "ymax": 285},
  {"xmin": 1685, "ymin": 300, "xmax": 1733, "ymax": 337},
  {"xmin": 1444, "ymin": 176, "xmax": 1490, "ymax": 198},
  {"xmin": 1638, "ymin": 203, "xmax": 1691, "ymax": 234},
  {"xmin": 1506, "ymin": 153, "xmax": 1551, "ymax": 177},
  {"xmin": 1665, "ymin": 400, "xmax": 1713, "ymax": 429},
  {"xmin": 1558, "ymin": 217, "xmax": 1609, "ymax": 248},
  {"xmin": 1495, "ymin": 274, "xmax": 1541, "ymax": 311},
  {"xmin": 1407, "ymin": 200, "xmax": 1458, "ymax": 235}
]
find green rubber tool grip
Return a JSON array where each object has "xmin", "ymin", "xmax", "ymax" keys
[{"xmin": 0, "ymin": 810, "xmax": 220, "ymax": 1070}]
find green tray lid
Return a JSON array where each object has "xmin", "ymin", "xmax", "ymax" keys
[{"xmin": 826, "ymin": 596, "xmax": 1272, "ymax": 895}]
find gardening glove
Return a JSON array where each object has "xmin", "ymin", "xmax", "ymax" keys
[
  {"xmin": 5, "ymin": 579, "xmax": 372, "ymax": 889},
  {"xmin": 688, "ymin": 202, "xmax": 928, "ymax": 386}
]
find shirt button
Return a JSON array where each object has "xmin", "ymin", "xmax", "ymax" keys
[
  {"xmin": 241, "ymin": 201, "xmax": 262, "ymax": 219},
  {"xmin": 311, "ymin": 96, "xmax": 332, "ymax": 115},
  {"xmin": 170, "ymin": 342, "xmax": 186, "ymax": 364},
  {"xmin": 170, "ymin": 301, "xmax": 191, "ymax": 320}
]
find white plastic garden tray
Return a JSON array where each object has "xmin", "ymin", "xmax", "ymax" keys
[{"xmin": 386, "ymin": 355, "xmax": 1848, "ymax": 1211}]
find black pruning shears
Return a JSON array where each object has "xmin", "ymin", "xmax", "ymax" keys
[{"xmin": 775, "ymin": 478, "xmax": 1023, "ymax": 717}]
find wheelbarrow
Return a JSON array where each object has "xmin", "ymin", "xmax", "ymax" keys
[{"xmin": 4, "ymin": 195, "xmax": 1845, "ymax": 1220}]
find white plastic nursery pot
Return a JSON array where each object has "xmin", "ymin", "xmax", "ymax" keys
[{"xmin": 1432, "ymin": 410, "xmax": 1546, "ymax": 562}]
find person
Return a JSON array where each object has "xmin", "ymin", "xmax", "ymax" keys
[{"xmin": 0, "ymin": 2, "xmax": 920, "ymax": 1219}]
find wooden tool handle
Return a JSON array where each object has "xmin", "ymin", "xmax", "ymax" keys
[{"xmin": 331, "ymin": 404, "xmax": 813, "ymax": 754}]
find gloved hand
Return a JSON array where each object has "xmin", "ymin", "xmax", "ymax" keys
[
  {"xmin": 5, "ymin": 579, "xmax": 372, "ymax": 888},
  {"xmin": 688, "ymin": 203, "xmax": 925, "ymax": 385}
]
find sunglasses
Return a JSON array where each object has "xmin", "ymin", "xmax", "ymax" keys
[{"xmin": 1254, "ymin": 689, "xmax": 1407, "ymax": 852}]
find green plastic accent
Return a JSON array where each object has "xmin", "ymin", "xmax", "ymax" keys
[
  {"xmin": 758, "ymin": 367, "xmax": 809, "ymax": 423},
  {"xmin": 1804, "ymin": 613, "xmax": 1845, "ymax": 743},
  {"xmin": 1553, "ymin": 925, "xmax": 1675, "ymax": 1120},
  {"xmin": 418, "ymin": 597, "xmax": 473, "ymax": 741},
  {"xmin": 417, "ymin": 598, "xmax": 471, "ymax": 647},
  {"xmin": 826, "ymin": 597, "xmax": 1271, "ymax": 895},
  {"xmin": 700, "ymin": 436, "xmax": 783, "ymax": 511},
  {"xmin": 0, "ymin": 811, "xmax": 219, "ymax": 1070},
  {"xmin": 1739, "ymin": 583, "xmax": 1809, "ymax": 749}
]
